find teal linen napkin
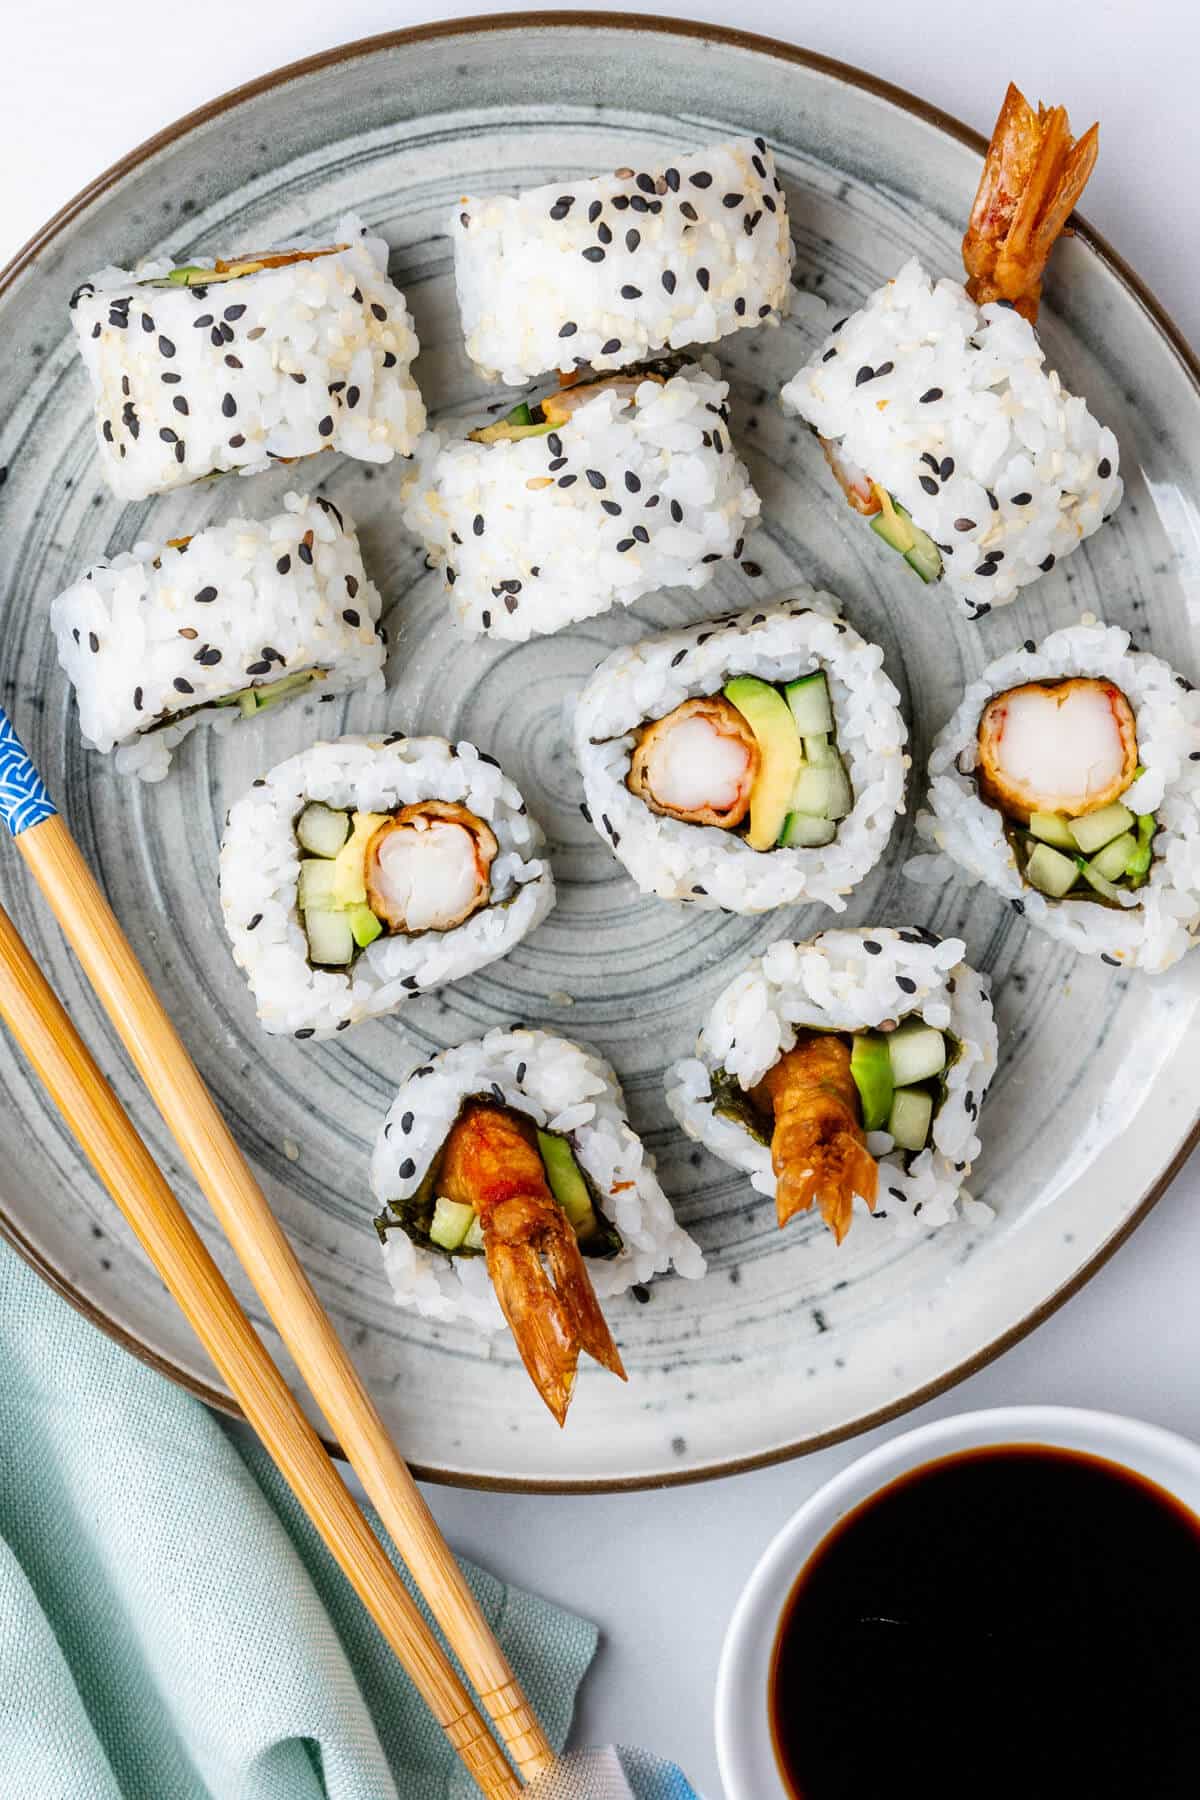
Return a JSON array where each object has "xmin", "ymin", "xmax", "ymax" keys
[{"xmin": 0, "ymin": 1236, "xmax": 596, "ymax": 1800}]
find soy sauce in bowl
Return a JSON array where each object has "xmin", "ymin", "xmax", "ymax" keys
[{"xmin": 770, "ymin": 1444, "xmax": 1200, "ymax": 1799}]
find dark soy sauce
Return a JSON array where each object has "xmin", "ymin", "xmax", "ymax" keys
[{"xmin": 770, "ymin": 1445, "xmax": 1200, "ymax": 1800}]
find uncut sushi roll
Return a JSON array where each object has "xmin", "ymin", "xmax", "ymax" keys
[
  {"xmin": 401, "ymin": 359, "xmax": 760, "ymax": 640},
  {"xmin": 219, "ymin": 736, "xmax": 555, "ymax": 1038},
  {"xmin": 666, "ymin": 929, "xmax": 998, "ymax": 1242},
  {"xmin": 51, "ymin": 492, "xmax": 384, "ymax": 782},
  {"xmin": 453, "ymin": 138, "xmax": 793, "ymax": 386},
  {"xmin": 372, "ymin": 1027, "xmax": 705, "ymax": 1423},
  {"xmin": 70, "ymin": 212, "xmax": 424, "ymax": 500},
  {"xmin": 908, "ymin": 622, "xmax": 1200, "ymax": 971},
  {"xmin": 573, "ymin": 594, "xmax": 907, "ymax": 913},
  {"xmin": 781, "ymin": 86, "xmax": 1120, "ymax": 617}
]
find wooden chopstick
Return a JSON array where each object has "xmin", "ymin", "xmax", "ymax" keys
[
  {"xmin": 10, "ymin": 805, "xmax": 556, "ymax": 1785},
  {"xmin": 0, "ymin": 899, "xmax": 524, "ymax": 1800}
]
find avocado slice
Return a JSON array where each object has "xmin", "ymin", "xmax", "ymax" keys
[
  {"xmin": 347, "ymin": 903, "xmax": 384, "ymax": 949},
  {"xmin": 537, "ymin": 1129, "xmax": 597, "ymax": 1238},
  {"xmin": 868, "ymin": 490, "xmax": 942, "ymax": 583},
  {"xmin": 850, "ymin": 1032, "xmax": 894, "ymax": 1132},
  {"xmin": 331, "ymin": 811, "xmax": 388, "ymax": 908},
  {"xmin": 724, "ymin": 675, "xmax": 804, "ymax": 851}
]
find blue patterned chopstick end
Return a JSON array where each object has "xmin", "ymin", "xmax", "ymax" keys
[{"xmin": 0, "ymin": 708, "xmax": 57, "ymax": 838}]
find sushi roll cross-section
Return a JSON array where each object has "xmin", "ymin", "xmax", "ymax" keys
[
  {"xmin": 910, "ymin": 624, "xmax": 1200, "ymax": 970},
  {"xmin": 70, "ymin": 213, "xmax": 424, "ymax": 499},
  {"xmin": 452, "ymin": 138, "xmax": 793, "ymax": 386},
  {"xmin": 402, "ymin": 359, "xmax": 760, "ymax": 639},
  {"xmin": 220, "ymin": 737, "xmax": 555, "ymax": 1037},
  {"xmin": 667, "ymin": 929, "xmax": 998, "ymax": 1242},
  {"xmin": 781, "ymin": 86, "xmax": 1120, "ymax": 616},
  {"xmin": 372, "ymin": 1029, "xmax": 705, "ymax": 1424},
  {"xmin": 50, "ymin": 493, "xmax": 385, "ymax": 781},
  {"xmin": 574, "ymin": 596, "xmax": 907, "ymax": 912}
]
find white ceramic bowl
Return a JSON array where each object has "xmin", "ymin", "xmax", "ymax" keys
[{"xmin": 715, "ymin": 1406, "xmax": 1200, "ymax": 1798}]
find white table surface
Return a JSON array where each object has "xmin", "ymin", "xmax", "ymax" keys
[{"xmin": 5, "ymin": 4, "xmax": 1199, "ymax": 1793}]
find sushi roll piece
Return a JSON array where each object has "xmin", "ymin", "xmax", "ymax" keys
[
  {"xmin": 453, "ymin": 138, "xmax": 793, "ymax": 386},
  {"xmin": 401, "ymin": 358, "xmax": 760, "ymax": 640},
  {"xmin": 666, "ymin": 928, "xmax": 997, "ymax": 1242},
  {"xmin": 70, "ymin": 212, "xmax": 424, "ymax": 500},
  {"xmin": 908, "ymin": 622, "xmax": 1200, "ymax": 971},
  {"xmin": 781, "ymin": 85, "xmax": 1120, "ymax": 616},
  {"xmin": 219, "ymin": 736, "xmax": 555, "ymax": 1038},
  {"xmin": 51, "ymin": 492, "xmax": 385, "ymax": 781},
  {"xmin": 573, "ymin": 594, "xmax": 907, "ymax": 913},
  {"xmin": 372, "ymin": 1027, "xmax": 705, "ymax": 1423}
]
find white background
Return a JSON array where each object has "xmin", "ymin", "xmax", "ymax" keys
[{"xmin": 4, "ymin": 5, "xmax": 1200, "ymax": 1793}]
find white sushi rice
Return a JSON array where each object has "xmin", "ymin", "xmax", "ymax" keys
[
  {"xmin": 907, "ymin": 621, "xmax": 1200, "ymax": 971},
  {"xmin": 573, "ymin": 595, "xmax": 908, "ymax": 912},
  {"xmin": 51, "ymin": 492, "xmax": 385, "ymax": 782},
  {"xmin": 401, "ymin": 361, "xmax": 760, "ymax": 640},
  {"xmin": 372, "ymin": 1027, "xmax": 705, "ymax": 1331},
  {"xmin": 219, "ymin": 737, "xmax": 555, "ymax": 1037},
  {"xmin": 453, "ymin": 139, "xmax": 793, "ymax": 385},
  {"xmin": 71, "ymin": 213, "xmax": 424, "ymax": 500},
  {"xmin": 781, "ymin": 258, "xmax": 1122, "ymax": 616},
  {"xmin": 666, "ymin": 928, "xmax": 998, "ymax": 1237}
]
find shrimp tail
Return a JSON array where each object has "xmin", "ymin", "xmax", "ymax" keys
[
  {"xmin": 756, "ymin": 1037, "xmax": 879, "ymax": 1245},
  {"xmin": 962, "ymin": 82, "xmax": 1099, "ymax": 322},
  {"xmin": 485, "ymin": 1236, "xmax": 582, "ymax": 1428},
  {"xmin": 545, "ymin": 1223, "xmax": 627, "ymax": 1382}
]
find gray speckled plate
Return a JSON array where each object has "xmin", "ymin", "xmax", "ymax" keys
[{"xmin": 2, "ymin": 16, "xmax": 1199, "ymax": 1490}]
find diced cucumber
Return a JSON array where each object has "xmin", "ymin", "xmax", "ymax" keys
[
  {"xmin": 297, "ymin": 802, "xmax": 351, "ymax": 859},
  {"xmin": 789, "ymin": 760, "xmax": 853, "ymax": 821},
  {"xmin": 304, "ymin": 909, "xmax": 354, "ymax": 966},
  {"xmin": 164, "ymin": 265, "xmax": 214, "ymax": 286},
  {"xmin": 463, "ymin": 1213, "xmax": 485, "ymax": 1253},
  {"xmin": 887, "ymin": 1020, "xmax": 947, "ymax": 1087},
  {"xmin": 778, "ymin": 813, "xmax": 837, "ymax": 849},
  {"xmin": 1068, "ymin": 803, "xmax": 1136, "ymax": 855},
  {"xmin": 298, "ymin": 858, "xmax": 338, "ymax": 911},
  {"xmin": 784, "ymin": 670, "xmax": 833, "ymax": 736},
  {"xmin": 237, "ymin": 690, "xmax": 258, "ymax": 719},
  {"xmin": 429, "ymin": 1196, "xmax": 475, "ymax": 1252},
  {"xmin": 1029, "ymin": 811, "xmax": 1076, "ymax": 851},
  {"xmin": 850, "ymin": 1032, "xmax": 894, "ymax": 1132},
  {"xmin": 537, "ymin": 1130, "xmax": 596, "ymax": 1233},
  {"xmin": 1025, "ymin": 843, "xmax": 1079, "ymax": 899},
  {"xmin": 1090, "ymin": 833, "xmax": 1138, "ymax": 883},
  {"xmin": 253, "ymin": 669, "xmax": 324, "ymax": 713},
  {"xmin": 347, "ymin": 904, "xmax": 383, "ymax": 949},
  {"xmin": 887, "ymin": 1086, "xmax": 933, "ymax": 1153},
  {"xmin": 870, "ymin": 502, "xmax": 916, "ymax": 556},
  {"xmin": 1077, "ymin": 856, "xmax": 1124, "ymax": 903},
  {"xmin": 803, "ymin": 733, "xmax": 837, "ymax": 766},
  {"xmin": 904, "ymin": 532, "xmax": 943, "ymax": 584}
]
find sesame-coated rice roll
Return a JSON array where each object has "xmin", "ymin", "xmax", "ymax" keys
[
  {"xmin": 51, "ymin": 493, "xmax": 385, "ymax": 781},
  {"xmin": 453, "ymin": 138, "xmax": 793, "ymax": 386},
  {"xmin": 70, "ymin": 213, "xmax": 424, "ymax": 500},
  {"xmin": 402, "ymin": 359, "xmax": 760, "ymax": 640}
]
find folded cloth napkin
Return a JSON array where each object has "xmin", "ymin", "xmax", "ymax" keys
[{"xmin": 0, "ymin": 1235, "xmax": 608, "ymax": 1800}]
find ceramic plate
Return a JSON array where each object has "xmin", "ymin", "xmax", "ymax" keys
[{"xmin": 1, "ymin": 16, "xmax": 1198, "ymax": 1490}]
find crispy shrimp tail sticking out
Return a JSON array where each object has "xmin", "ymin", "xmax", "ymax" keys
[
  {"xmin": 753, "ymin": 1036, "xmax": 879, "ymax": 1245},
  {"xmin": 962, "ymin": 82, "xmax": 1099, "ymax": 322},
  {"xmin": 439, "ymin": 1104, "xmax": 626, "ymax": 1425}
]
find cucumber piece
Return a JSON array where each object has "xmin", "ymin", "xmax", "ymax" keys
[
  {"xmin": 296, "ymin": 802, "xmax": 350, "ymax": 859},
  {"xmin": 1127, "ymin": 814, "xmax": 1156, "ymax": 887},
  {"xmin": 537, "ymin": 1129, "xmax": 596, "ymax": 1234},
  {"xmin": 778, "ymin": 813, "xmax": 837, "ymax": 849},
  {"xmin": 724, "ymin": 675, "xmax": 805, "ymax": 851},
  {"xmin": 887, "ymin": 1087, "xmax": 933, "ymax": 1153},
  {"xmin": 297, "ymin": 858, "xmax": 338, "ymax": 912},
  {"xmin": 1077, "ymin": 856, "xmax": 1124, "ymax": 903},
  {"xmin": 887, "ymin": 1020, "xmax": 947, "ymax": 1087},
  {"xmin": 429, "ymin": 1196, "xmax": 475, "ymax": 1252},
  {"xmin": 904, "ymin": 532, "xmax": 943, "ymax": 584},
  {"xmin": 870, "ymin": 502, "xmax": 916, "ymax": 556},
  {"xmin": 164, "ymin": 265, "xmax": 215, "ymax": 286},
  {"xmin": 304, "ymin": 909, "xmax": 354, "ymax": 966},
  {"xmin": 1029, "ymin": 811, "xmax": 1076, "ymax": 851},
  {"xmin": 1091, "ymin": 833, "xmax": 1138, "ymax": 883},
  {"xmin": 1025, "ymin": 843, "xmax": 1080, "ymax": 899},
  {"xmin": 784, "ymin": 671, "xmax": 833, "ymax": 736},
  {"xmin": 802, "ymin": 733, "xmax": 837, "ymax": 767},
  {"xmin": 347, "ymin": 904, "xmax": 384, "ymax": 949},
  {"xmin": 505, "ymin": 402, "xmax": 534, "ymax": 428},
  {"xmin": 463, "ymin": 1213, "xmax": 485, "ymax": 1253},
  {"xmin": 788, "ymin": 760, "xmax": 853, "ymax": 821},
  {"xmin": 850, "ymin": 1032, "xmax": 894, "ymax": 1132},
  {"xmin": 1068, "ymin": 803, "xmax": 1136, "ymax": 855}
]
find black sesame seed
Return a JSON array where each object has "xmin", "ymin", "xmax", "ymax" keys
[
  {"xmin": 696, "ymin": 267, "xmax": 710, "ymax": 291},
  {"xmin": 194, "ymin": 586, "xmax": 217, "ymax": 603},
  {"xmin": 172, "ymin": 396, "xmax": 189, "ymax": 415},
  {"xmin": 158, "ymin": 427, "xmax": 177, "ymax": 444},
  {"xmin": 987, "ymin": 489, "xmax": 999, "ymax": 511},
  {"xmin": 660, "ymin": 270, "xmax": 677, "ymax": 296},
  {"xmin": 548, "ymin": 457, "xmax": 568, "ymax": 472},
  {"xmin": 157, "ymin": 336, "xmax": 175, "ymax": 358},
  {"xmin": 1039, "ymin": 554, "xmax": 1056, "ymax": 572},
  {"xmin": 896, "ymin": 975, "xmax": 917, "ymax": 995},
  {"xmin": 679, "ymin": 201, "xmax": 699, "ymax": 222},
  {"xmin": 855, "ymin": 365, "xmax": 874, "ymax": 386},
  {"xmin": 601, "ymin": 499, "xmax": 621, "ymax": 516},
  {"xmin": 632, "ymin": 525, "xmax": 650, "ymax": 544},
  {"xmin": 223, "ymin": 303, "xmax": 246, "ymax": 322},
  {"xmin": 864, "ymin": 940, "xmax": 882, "ymax": 955},
  {"xmin": 585, "ymin": 469, "xmax": 606, "ymax": 490},
  {"xmin": 616, "ymin": 538, "xmax": 635, "ymax": 552},
  {"xmin": 919, "ymin": 387, "xmax": 943, "ymax": 403},
  {"xmin": 741, "ymin": 561, "xmax": 763, "ymax": 577},
  {"xmin": 734, "ymin": 297, "xmax": 747, "ymax": 317},
  {"xmin": 549, "ymin": 202, "xmax": 570, "ymax": 221},
  {"xmin": 346, "ymin": 385, "xmax": 360, "ymax": 409},
  {"xmin": 690, "ymin": 170, "xmax": 713, "ymax": 188},
  {"xmin": 86, "ymin": 630, "xmax": 99, "ymax": 653},
  {"xmin": 954, "ymin": 518, "xmax": 976, "ymax": 532},
  {"xmin": 173, "ymin": 677, "xmax": 194, "ymax": 695},
  {"xmin": 297, "ymin": 541, "xmax": 313, "ymax": 566},
  {"xmin": 294, "ymin": 1028, "xmax": 314, "ymax": 1041},
  {"xmin": 975, "ymin": 562, "xmax": 998, "ymax": 577},
  {"xmin": 582, "ymin": 246, "xmax": 606, "ymax": 263},
  {"xmin": 612, "ymin": 194, "xmax": 630, "ymax": 211},
  {"xmin": 318, "ymin": 415, "xmax": 334, "ymax": 435},
  {"xmin": 723, "ymin": 192, "xmax": 744, "ymax": 208},
  {"xmin": 546, "ymin": 432, "xmax": 563, "ymax": 456},
  {"xmin": 556, "ymin": 322, "xmax": 578, "ymax": 342},
  {"xmin": 601, "ymin": 339, "xmax": 622, "ymax": 355},
  {"xmin": 597, "ymin": 222, "xmax": 613, "ymax": 245},
  {"xmin": 193, "ymin": 314, "xmax": 214, "ymax": 329},
  {"xmin": 473, "ymin": 513, "xmax": 485, "ymax": 536},
  {"xmin": 939, "ymin": 456, "xmax": 955, "ymax": 481},
  {"xmin": 587, "ymin": 200, "xmax": 602, "ymax": 223},
  {"xmin": 1098, "ymin": 457, "xmax": 1112, "ymax": 479},
  {"xmin": 195, "ymin": 646, "xmax": 222, "ymax": 666},
  {"xmin": 919, "ymin": 475, "xmax": 939, "ymax": 496},
  {"xmin": 636, "ymin": 172, "xmax": 655, "ymax": 194},
  {"xmin": 558, "ymin": 474, "xmax": 577, "ymax": 488},
  {"xmin": 670, "ymin": 499, "xmax": 683, "ymax": 523},
  {"xmin": 342, "ymin": 608, "xmax": 360, "ymax": 627},
  {"xmin": 446, "ymin": 567, "xmax": 456, "ymax": 585},
  {"xmin": 1011, "ymin": 491, "xmax": 1032, "ymax": 506},
  {"xmin": 382, "ymin": 351, "xmax": 397, "ymax": 368},
  {"xmin": 620, "ymin": 284, "xmax": 642, "ymax": 300}
]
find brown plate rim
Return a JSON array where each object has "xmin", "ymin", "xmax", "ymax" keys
[{"xmin": 2, "ymin": 10, "xmax": 1197, "ymax": 1494}]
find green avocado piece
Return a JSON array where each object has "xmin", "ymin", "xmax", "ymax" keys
[
  {"xmin": 850, "ymin": 1032, "xmax": 894, "ymax": 1132},
  {"xmin": 723, "ymin": 676, "xmax": 804, "ymax": 851},
  {"xmin": 537, "ymin": 1129, "xmax": 597, "ymax": 1237},
  {"xmin": 347, "ymin": 904, "xmax": 384, "ymax": 949}
]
